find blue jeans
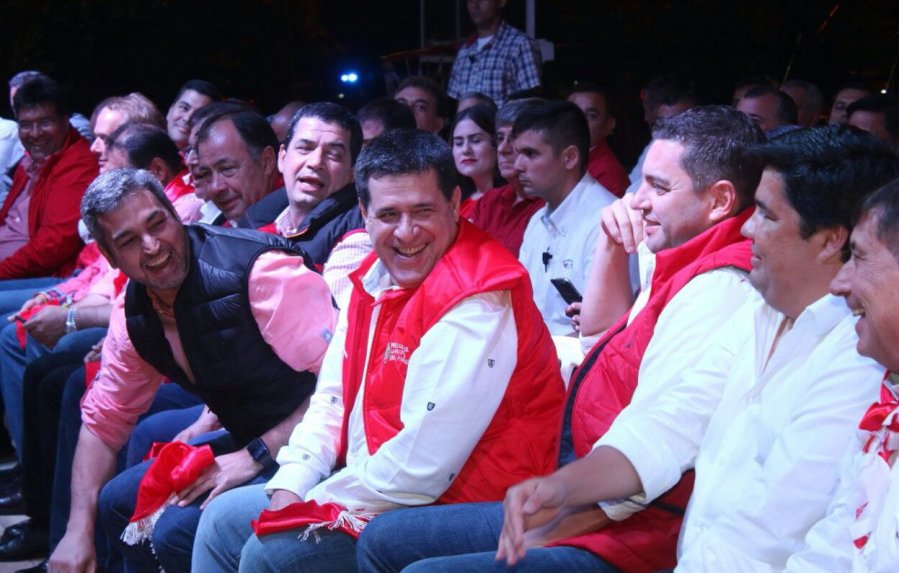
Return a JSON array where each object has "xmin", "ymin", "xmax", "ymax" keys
[
  {"xmin": 98, "ymin": 432, "xmax": 276, "ymax": 573},
  {"xmin": 357, "ymin": 503, "xmax": 615, "ymax": 573},
  {"xmin": 194, "ymin": 484, "xmax": 358, "ymax": 573},
  {"xmin": 0, "ymin": 321, "xmax": 105, "ymax": 453},
  {"xmin": 0, "ymin": 277, "xmax": 65, "ymax": 320},
  {"xmin": 124, "ymin": 392, "xmax": 205, "ymax": 467}
]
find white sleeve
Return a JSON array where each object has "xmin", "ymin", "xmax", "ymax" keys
[
  {"xmin": 304, "ymin": 290, "xmax": 518, "ymax": 512},
  {"xmin": 266, "ymin": 305, "xmax": 349, "ymax": 497},
  {"xmin": 321, "ymin": 231, "xmax": 372, "ymax": 310}
]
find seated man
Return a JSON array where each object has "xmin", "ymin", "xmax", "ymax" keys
[
  {"xmin": 356, "ymin": 98, "xmax": 416, "ymax": 147},
  {"xmin": 828, "ymin": 81, "xmax": 872, "ymax": 125},
  {"xmin": 0, "ymin": 76, "xmax": 97, "ymax": 280},
  {"xmin": 567, "ymin": 82, "xmax": 629, "ymax": 197},
  {"xmin": 736, "ymin": 85, "xmax": 800, "ymax": 138},
  {"xmin": 515, "ymin": 100, "xmax": 616, "ymax": 335},
  {"xmin": 847, "ymin": 94, "xmax": 899, "ymax": 149},
  {"xmin": 786, "ymin": 178, "xmax": 899, "ymax": 572},
  {"xmin": 468, "ymin": 97, "xmax": 545, "ymax": 256},
  {"xmin": 48, "ymin": 168, "xmax": 336, "ymax": 573},
  {"xmin": 165, "ymin": 79, "xmax": 220, "ymax": 151},
  {"xmin": 192, "ymin": 128, "xmax": 565, "ymax": 572},
  {"xmin": 393, "ymin": 76, "xmax": 446, "ymax": 135},
  {"xmin": 356, "ymin": 105, "xmax": 765, "ymax": 573},
  {"xmin": 493, "ymin": 127, "xmax": 899, "ymax": 572},
  {"xmin": 90, "ymin": 93, "xmax": 165, "ymax": 173}
]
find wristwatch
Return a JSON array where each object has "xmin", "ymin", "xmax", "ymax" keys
[
  {"xmin": 65, "ymin": 307, "xmax": 78, "ymax": 334},
  {"xmin": 246, "ymin": 437, "xmax": 274, "ymax": 468}
]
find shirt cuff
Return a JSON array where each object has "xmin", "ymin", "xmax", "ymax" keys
[
  {"xmin": 265, "ymin": 462, "xmax": 323, "ymax": 498},
  {"xmin": 596, "ymin": 427, "xmax": 683, "ymax": 503}
]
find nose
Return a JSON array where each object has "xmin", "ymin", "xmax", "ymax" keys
[
  {"xmin": 393, "ymin": 213, "xmax": 418, "ymax": 240},
  {"xmin": 513, "ymin": 154, "xmax": 525, "ymax": 174},
  {"xmin": 630, "ymin": 180, "xmax": 651, "ymax": 211},
  {"xmin": 741, "ymin": 209, "xmax": 758, "ymax": 240},
  {"xmin": 306, "ymin": 146, "xmax": 325, "ymax": 168},
  {"xmin": 141, "ymin": 232, "xmax": 160, "ymax": 254},
  {"xmin": 90, "ymin": 138, "xmax": 105, "ymax": 156},
  {"xmin": 829, "ymin": 260, "xmax": 853, "ymax": 297}
]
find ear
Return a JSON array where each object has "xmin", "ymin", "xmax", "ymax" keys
[
  {"xmin": 817, "ymin": 225, "xmax": 850, "ymax": 264},
  {"xmin": 562, "ymin": 145, "xmax": 580, "ymax": 171},
  {"xmin": 450, "ymin": 186, "xmax": 462, "ymax": 220},
  {"xmin": 147, "ymin": 157, "xmax": 168, "ymax": 183},
  {"xmin": 705, "ymin": 179, "xmax": 739, "ymax": 225},
  {"xmin": 261, "ymin": 145, "xmax": 277, "ymax": 177},
  {"xmin": 277, "ymin": 144, "xmax": 287, "ymax": 175},
  {"xmin": 358, "ymin": 199, "xmax": 369, "ymax": 222},
  {"xmin": 603, "ymin": 117, "xmax": 617, "ymax": 138}
]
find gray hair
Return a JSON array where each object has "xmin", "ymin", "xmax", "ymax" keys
[{"xmin": 81, "ymin": 168, "xmax": 176, "ymax": 247}]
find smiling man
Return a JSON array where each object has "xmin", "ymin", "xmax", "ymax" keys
[
  {"xmin": 49, "ymin": 168, "xmax": 336, "ymax": 573},
  {"xmin": 494, "ymin": 126, "xmax": 899, "ymax": 573},
  {"xmin": 165, "ymin": 80, "xmax": 220, "ymax": 151},
  {"xmin": 193, "ymin": 129, "xmax": 565, "ymax": 573},
  {"xmin": 0, "ymin": 76, "xmax": 97, "ymax": 279}
]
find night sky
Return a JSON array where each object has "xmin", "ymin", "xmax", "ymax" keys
[{"xmin": 2, "ymin": 0, "xmax": 895, "ymax": 161}]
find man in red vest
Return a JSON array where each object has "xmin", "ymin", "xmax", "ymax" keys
[
  {"xmin": 192, "ymin": 128, "xmax": 565, "ymax": 572},
  {"xmin": 353, "ymin": 105, "xmax": 767, "ymax": 573}
]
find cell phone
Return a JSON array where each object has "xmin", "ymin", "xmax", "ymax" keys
[{"xmin": 550, "ymin": 278, "xmax": 583, "ymax": 305}]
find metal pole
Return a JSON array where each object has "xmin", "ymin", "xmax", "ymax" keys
[{"xmin": 526, "ymin": 0, "xmax": 535, "ymax": 38}]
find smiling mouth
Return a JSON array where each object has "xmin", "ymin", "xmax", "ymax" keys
[
  {"xmin": 852, "ymin": 307, "xmax": 865, "ymax": 317},
  {"xmin": 396, "ymin": 244, "xmax": 426, "ymax": 257},
  {"xmin": 144, "ymin": 252, "xmax": 171, "ymax": 270}
]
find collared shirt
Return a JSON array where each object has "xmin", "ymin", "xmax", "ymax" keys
[
  {"xmin": 0, "ymin": 154, "xmax": 40, "ymax": 260},
  {"xmin": 447, "ymin": 20, "xmax": 542, "ymax": 106},
  {"xmin": 519, "ymin": 174, "xmax": 615, "ymax": 335},
  {"xmin": 267, "ymin": 257, "xmax": 517, "ymax": 514},
  {"xmin": 599, "ymin": 294, "xmax": 881, "ymax": 572},
  {"xmin": 469, "ymin": 182, "xmax": 544, "ymax": 256},
  {"xmin": 81, "ymin": 250, "xmax": 336, "ymax": 450},
  {"xmin": 0, "ymin": 118, "xmax": 24, "ymax": 203}
]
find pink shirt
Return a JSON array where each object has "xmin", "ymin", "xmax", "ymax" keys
[
  {"xmin": 81, "ymin": 250, "xmax": 337, "ymax": 449},
  {"xmin": 0, "ymin": 156, "xmax": 39, "ymax": 259}
]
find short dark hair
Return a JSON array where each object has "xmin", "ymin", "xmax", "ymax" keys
[
  {"xmin": 12, "ymin": 76, "xmax": 69, "ymax": 117},
  {"xmin": 395, "ymin": 76, "xmax": 447, "ymax": 117},
  {"xmin": 458, "ymin": 92, "xmax": 498, "ymax": 116},
  {"xmin": 357, "ymin": 98, "xmax": 416, "ymax": 134},
  {"xmin": 743, "ymin": 86, "xmax": 799, "ymax": 125},
  {"xmin": 511, "ymin": 100, "xmax": 590, "ymax": 173},
  {"xmin": 568, "ymin": 81, "xmax": 615, "ymax": 117},
  {"xmin": 452, "ymin": 104, "xmax": 496, "ymax": 141},
  {"xmin": 81, "ymin": 168, "xmax": 178, "ymax": 249},
  {"xmin": 108, "ymin": 122, "xmax": 182, "ymax": 174},
  {"xmin": 355, "ymin": 128, "xmax": 457, "ymax": 208},
  {"xmin": 8, "ymin": 70, "xmax": 48, "ymax": 90},
  {"xmin": 652, "ymin": 105, "xmax": 765, "ymax": 208},
  {"xmin": 197, "ymin": 108, "xmax": 278, "ymax": 162},
  {"xmin": 859, "ymin": 178, "xmax": 899, "ymax": 261},
  {"xmin": 190, "ymin": 101, "xmax": 247, "ymax": 130},
  {"xmin": 746, "ymin": 125, "xmax": 899, "ymax": 260},
  {"xmin": 495, "ymin": 97, "xmax": 546, "ymax": 128},
  {"xmin": 847, "ymin": 94, "xmax": 899, "ymax": 142},
  {"xmin": 284, "ymin": 102, "xmax": 363, "ymax": 162},
  {"xmin": 644, "ymin": 74, "xmax": 698, "ymax": 109},
  {"xmin": 781, "ymin": 79, "xmax": 823, "ymax": 116},
  {"xmin": 175, "ymin": 79, "xmax": 221, "ymax": 103}
]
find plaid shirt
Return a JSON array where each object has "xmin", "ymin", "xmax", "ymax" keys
[{"xmin": 447, "ymin": 21, "xmax": 542, "ymax": 106}]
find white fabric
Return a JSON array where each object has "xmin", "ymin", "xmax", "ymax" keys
[
  {"xmin": 519, "ymin": 173, "xmax": 615, "ymax": 335},
  {"xmin": 599, "ymin": 293, "xmax": 881, "ymax": 572},
  {"xmin": 0, "ymin": 118, "xmax": 24, "ymax": 204},
  {"xmin": 321, "ymin": 231, "xmax": 372, "ymax": 310},
  {"xmin": 267, "ymin": 257, "xmax": 518, "ymax": 514},
  {"xmin": 197, "ymin": 201, "xmax": 222, "ymax": 225},
  {"xmin": 786, "ymin": 379, "xmax": 899, "ymax": 573}
]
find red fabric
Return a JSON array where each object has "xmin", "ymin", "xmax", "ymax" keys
[
  {"xmin": 253, "ymin": 501, "xmax": 365, "ymax": 539},
  {"xmin": 459, "ymin": 197, "xmax": 477, "ymax": 219},
  {"xmin": 74, "ymin": 242, "xmax": 102, "ymax": 270},
  {"xmin": 0, "ymin": 130, "xmax": 98, "ymax": 278},
  {"xmin": 163, "ymin": 170, "xmax": 195, "ymax": 201},
  {"xmin": 468, "ymin": 182, "xmax": 544, "ymax": 256},
  {"xmin": 112, "ymin": 271, "xmax": 129, "ymax": 298},
  {"xmin": 84, "ymin": 360, "xmax": 101, "ymax": 390},
  {"xmin": 558, "ymin": 210, "xmax": 754, "ymax": 573},
  {"xmin": 254, "ymin": 221, "xmax": 564, "ymax": 537},
  {"xmin": 586, "ymin": 141, "xmax": 629, "ymax": 198},
  {"xmin": 257, "ymin": 223, "xmax": 278, "ymax": 235},
  {"xmin": 129, "ymin": 442, "xmax": 214, "ymax": 523},
  {"xmin": 15, "ymin": 299, "xmax": 61, "ymax": 348}
]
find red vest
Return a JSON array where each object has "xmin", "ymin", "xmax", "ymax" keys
[
  {"xmin": 558, "ymin": 210, "xmax": 753, "ymax": 573},
  {"xmin": 340, "ymin": 220, "xmax": 565, "ymax": 504}
]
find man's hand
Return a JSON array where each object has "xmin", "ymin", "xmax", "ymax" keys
[
  {"xmin": 48, "ymin": 529, "xmax": 96, "ymax": 573},
  {"xmin": 269, "ymin": 489, "xmax": 302, "ymax": 511},
  {"xmin": 496, "ymin": 475, "xmax": 569, "ymax": 566},
  {"xmin": 173, "ymin": 449, "xmax": 260, "ymax": 509},
  {"xmin": 24, "ymin": 305, "xmax": 68, "ymax": 348},
  {"xmin": 600, "ymin": 193, "xmax": 644, "ymax": 254},
  {"xmin": 10, "ymin": 293, "xmax": 49, "ymax": 321},
  {"xmin": 83, "ymin": 337, "xmax": 105, "ymax": 363},
  {"xmin": 172, "ymin": 407, "xmax": 221, "ymax": 444}
]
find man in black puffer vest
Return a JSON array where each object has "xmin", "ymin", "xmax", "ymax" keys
[
  {"xmin": 49, "ymin": 168, "xmax": 336, "ymax": 573},
  {"xmin": 245, "ymin": 102, "xmax": 372, "ymax": 308}
]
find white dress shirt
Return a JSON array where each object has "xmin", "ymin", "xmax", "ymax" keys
[
  {"xmin": 600, "ymin": 294, "xmax": 881, "ymax": 572},
  {"xmin": 519, "ymin": 173, "xmax": 615, "ymax": 335},
  {"xmin": 267, "ymin": 257, "xmax": 518, "ymax": 515}
]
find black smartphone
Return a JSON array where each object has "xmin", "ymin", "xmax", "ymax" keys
[{"xmin": 550, "ymin": 278, "xmax": 583, "ymax": 304}]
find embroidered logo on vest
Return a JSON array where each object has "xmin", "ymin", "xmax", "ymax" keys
[{"xmin": 383, "ymin": 342, "xmax": 410, "ymax": 365}]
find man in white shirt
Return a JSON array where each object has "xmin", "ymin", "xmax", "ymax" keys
[
  {"xmin": 496, "ymin": 126, "xmax": 899, "ymax": 573},
  {"xmin": 192, "ymin": 128, "xmax": 565, "ymax": 573},
  {"xmin": 516, "ymin": 100, "xmax": 616, "ymax": 335},
  {"xmin": 787, "ymin": 176, "xmax": 899, "ymax": 572}
]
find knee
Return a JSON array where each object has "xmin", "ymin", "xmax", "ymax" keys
[
  {"xmin": 357, "ymin": 514, "xmax": 401, "ymax": 572},
  {"xmin": 238, "ymin": 534, "xmax": 276, "ymax": 573}
]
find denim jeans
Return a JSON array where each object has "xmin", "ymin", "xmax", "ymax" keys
[
  {"xmin": 357, "ymin": 502, "xmax": 616, "ymax": 573},
  {"xmin": 0, "ymin": 276, "xmax": 65, "ymax": 320},
  {"xmin": 98, "ymin": 432, "xmax": 276, "ymax": 573},
  {"xmin": 194, "ymin": 483, "xmax": 359, "ymax": 573}
]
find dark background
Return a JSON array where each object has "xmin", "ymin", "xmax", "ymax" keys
[{"xmin": 2, "ymin": 0, "xmax": 896, "ymax": 163}]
